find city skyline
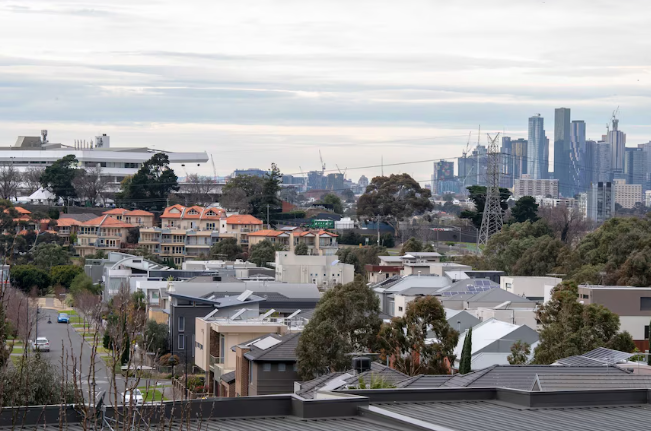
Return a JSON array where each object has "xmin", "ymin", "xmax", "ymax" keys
[{"xmin": 1, "ymin": 0, "xmax": 651, "ymax": 181}]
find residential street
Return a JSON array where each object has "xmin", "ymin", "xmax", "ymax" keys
[{"xmin": 36, "ymin": 307, "xmax": 171, "ymax": 405}]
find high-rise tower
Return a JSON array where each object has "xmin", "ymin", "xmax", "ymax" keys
[
  {"xmin": 527, "ymin": 115, "xmax": 547, "ymax": 179},
  {"xmin": 554, "ymin": 108, "xmax": 571, "ymax": 195}
]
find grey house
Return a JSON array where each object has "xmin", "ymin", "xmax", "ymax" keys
[
  {"xmin": 232, "ymin": 332, "xmax": 301, "ymax": 397},
  {"xmin": 169, "ymin": 291, "xmax": 263, "ymax": 362}
]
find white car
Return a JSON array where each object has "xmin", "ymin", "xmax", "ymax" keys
[
  {"xmin": 123, "ymin": 388, "xmax": 144, "ymax": 406},
  {"xmin": 30, "ymin": 337, "xmax": 50, "ymax": 352}
]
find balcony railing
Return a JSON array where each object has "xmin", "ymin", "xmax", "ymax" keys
[
  {"xmin": 240, "ymin": 228, "xmax": 251, "ymax": 233},
  {"xmin": 209, "ymin": 355, "xmax": 224, "ymax": 366},
  {"xmin": 240, "ymin": 239, "xmax": 249, "ymax": 245}
]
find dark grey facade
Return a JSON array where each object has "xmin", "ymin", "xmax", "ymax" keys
[
  {"xmin": 169, "ymin": 293, "xmax": 261, "ymax": 362},
  {"xmin": 249, "ymin": 360, "xmax": 299, "ymax": 396},
  {"xmin": 554, "ymin": 108, "xmax": 571, "ymax": 196}
]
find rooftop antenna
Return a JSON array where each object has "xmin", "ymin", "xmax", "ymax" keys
[
  {"xmin": 381, "ymin": 155, "xmax": 384, "ymax": 176},
  {"xmin": 40, "ymin": 130, "xmax": 48, "ymax": 144},
  {"xmin": 477, "ymin": 125, "xmax": 481, "ymax": 185}
]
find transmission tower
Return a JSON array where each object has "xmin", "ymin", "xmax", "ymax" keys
[{"xmin": 478, "ymin": 132, "xmax": 503, "ymax": 246}]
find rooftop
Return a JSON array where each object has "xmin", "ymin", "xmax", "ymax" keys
[
  {"xmin": 226, "ymin": 214, "xmax": 263, "ymax": 225},
  {"xmin": 241, "ymin": 332, "xmax": 301, "ymax": 362}
]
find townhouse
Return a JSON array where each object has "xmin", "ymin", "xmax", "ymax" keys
[{"xmin": 75, "ymin": 215, "xmax": 134, "ymax": 257}]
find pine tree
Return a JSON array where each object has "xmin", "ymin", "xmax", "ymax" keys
[{"xmin": 459, "ymin": 327, "xmax": 472, "ymax": 374}]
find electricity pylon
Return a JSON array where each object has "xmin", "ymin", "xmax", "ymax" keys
[{"xmin": 478, "ymin": 133, "xmax": 503, "ymax": 246}]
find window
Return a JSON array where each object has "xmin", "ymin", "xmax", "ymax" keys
[
  {"xmin": 505, "ymin": 283, "xmax": 512, "ymax": 290},
  {"xmin": 293, "ymin": 363, "xmax": 298, "ymax": 372},
  {"xmin": 249, "ymin": 359, "xmax": 253, "ymax": 385},
  {"xmin": 641, "ymin": 297, "xmax": 651, "ymax": 311},
  {"xmin": 178, "ymin": 334, "xmax": 185, "ymax": 350},
  {"xmin": 398, "ymin": 306, "xmax": 403, "ymax": 312},
  {"xmin": 263, "ymin": 363, "xmax": 271, "ymax": 372},
  {"xmin": 278, "ymin": 363, "xmax": 286, "ymax": 372},
  {"xmin": 645, "ymin": 325, "xmax": 649, "ymax": 340},
  {"xmin": 178, "ymin": 316, "xmax": 185, "ymax": 332},
  {"xmin": 206, "ymin": 223, "xmax": 215, "ymax": 230}
]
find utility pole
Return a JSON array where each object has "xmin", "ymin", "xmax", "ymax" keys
[
  {"xmin": 478, "ymin": 133, "xmax": 503, "ymax": 246},
  {"xmin": 267, "ymin": 204, "xmax": 270, "ymax": 230}
]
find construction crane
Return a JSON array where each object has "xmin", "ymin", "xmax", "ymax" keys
[
  {"xmin": 319, "ymin": 150, "xmax": 326, "ymax": 177},
  {"xmin": 299, "ymin": 165, "xmax": 307, "ymax": 190},
  {"xmin": 210, "ymin": 154, "xmax": 217, "ymax": 179},
  {"xmin": 462, "ymin": 131, "xmax": 472, "ymax": 158},
  {"xmin": 336, "ymin": 164, "xmax": 347, "ymax": 179}
]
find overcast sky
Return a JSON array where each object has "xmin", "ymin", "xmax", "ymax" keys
[{"xmin": 1, "ymin": 0, "xmax": 650, "ymax": 183}]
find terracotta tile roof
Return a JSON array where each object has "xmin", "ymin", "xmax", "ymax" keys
[
  {"xmin": 292, "ymin": 229, "xmax": 338, "ymax": 238},
  {"xmin": 17, "ymin": 229, "xmax": 28, "ymax": 235},
  {"xmin": 82, "ymin": 215, "xmax": 134, "ymax": 228},
  {"xmin": 161, "ymin": 204, "xmax": 185, "ymax": 219},
  {"xmin": 103, "ymin": 208, "xmax": 127, "ymax": 215},
  {"xmin": 226, "ymin": 214, "xmax": 263, "ymax": 225},
  {"xmin": 56, "ymin": 218, "xmax": 83, "ymax": 227},
  {"xmin": 14, "ymin": 207, "xmax": 31, "ymax": 215},
  {"xmin": 317, "ymin": 230, "xmax": 338, "ymax": 237},
  {"xmin": 293, "ymin": 230, "xmax": 315, "ymax": 237},
  {"xmin": 161, "ymin": 205, "xmax": 225, "ymax": 220},
  {"xmin": 248, "ymin": 229, "xmax": 285, "ymax": 237},
  {"xmin": 125, "ymin": 209, "xmax": 154, "ymax": 216}
]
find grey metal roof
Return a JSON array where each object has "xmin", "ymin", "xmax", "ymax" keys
[
  {"xmin": 446, "ymin": 365, "xmax": 630, "ymax": 390},
  {"xmin": 243, "ymin": 332, "xmax": 301, "ymax": 362},
  {"xmin": 465, "ymin": 287, "xmax": 534, "ymax": 304},
  {"xmin": 375, "ymin": 400, "xmax": 651, "ymax": 431},
  {"xmin": 533, "ymin": 373, "xmax": 651, "ymax": 391},
  {"xmin": 556, "ymin": 347, "xmax": 635, "ymax": 366},
  {"xmin": 220, "ymin": 371, "xmax": 236, "ymax": 384},
  {"xmin": 395, "ymin": 365, "xmax": 631, "ymax": 391},
  {"xmin": 339, "ymin": 363, "xmax": 409, "ymax": 389},
  {"xmin": 296, "ymin": 372, "xmax": 348, "ymax": 399},
  {"xmin": 196, "ymin": 417, "xmax": 403, "ymax": 431},
  {"xmin": 4, "ymin": 418, "xmax": 402, "ymax": 431},
  {"xmin": 396, "ymin": 375, "xmax": 453, "ymax": 388},
  {"xmin": 297, "ymin": 363, "xmax": 406, "ymax": 399}
]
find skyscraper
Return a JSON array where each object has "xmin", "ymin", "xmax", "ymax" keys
[
  {"xmin": 527, "ymin": 114, "xmax": 547, "ymax": 179},
  {"xmin": 624, "ymin": 147, "xmax": 647, "ymax": 189},
  {"xmin": 500, "ymin": 136, "xmax": 513, "ymax": 188},
  {"xmin": 554, "ymin": 108, "xmax": 571, "ymax": 195},
  {"xmin": 586, "ymin": 182, "xmax": 615, "ymax": 223},
  {"xmin": 569, "ymin": 120, "xmax": 586, "ymax": 196},
  {"xmin": 607, "ymin": 117, "xmax": 626, "ymax": 171},
  {"xmin": 512, "ymin": 138, "xmax": 528, "ymax": 181}
]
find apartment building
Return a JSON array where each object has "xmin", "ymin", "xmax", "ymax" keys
[
  {"xmin": 248, "ymin": 228, "xmax": 339, "ymax": 256},
  {"xmin": 219, "ymin": 215, "xmax": 264, "ymax": 248},
  {"xmin": 513, "ymin": 176, "xmax": 559, "ymax": 199},
  {"xmin": 137, "ymin": 205, "xmax": 232, "ymax": 264},
  {"xmin": 54, "ymin": 218, "xmax": 83, "ymax": 245},
  {"xmin": 613, "ymin": 179, "xmax": 643, "ymax": 209},
  {"xmin": 103, "ymin": 208, "xmax": 155, "ymax": 227},
  {"xmin": 75, "ymin": 215, "xmax": 134, "ymax": 257},
  {"xmin": 161, "ymin": 204, "xmax": 226, "ymax": 230}
]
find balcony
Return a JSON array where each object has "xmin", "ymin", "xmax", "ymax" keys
[
  {"xmin": 209, "ymin": 355, "xmax": 225, "ymax": 377},
  {"xmin": 240, "ymin": 227, "xmax": 252, "ymax": 233},
  {"xmin": 240, "ymin": 239, "xmax": 249, "ymax": 245}
]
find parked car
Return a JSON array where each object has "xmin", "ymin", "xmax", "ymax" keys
[
  {"xmin": 123, "ymin": 388, "xmax": 144, "ymax": 406},
  {"xmin": 30, "ymin": 337, "xmax": 50, "ymax": 352},
  {"xmin": 57, "ymin": 313, "xmax": 70, "ymax": 323}
]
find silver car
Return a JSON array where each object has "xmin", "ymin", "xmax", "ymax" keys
[{"xmin": 31, "ymin": 337, "xmax": 50, "ymax": 352}]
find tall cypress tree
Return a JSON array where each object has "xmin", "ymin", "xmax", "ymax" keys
[{"xmin": 459, "ymin": 327, "xmax": 473, "ymax": 374}]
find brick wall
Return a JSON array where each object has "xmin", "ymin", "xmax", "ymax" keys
[{"xmin": 235, "ymin": 346, "xmax": 250, "ymax": 397}]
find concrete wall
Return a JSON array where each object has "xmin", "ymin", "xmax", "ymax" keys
[
  {"xmin": 618, "ymin": 316, "xmax": 650, "ymax": 341},
  {"xmin": 501, "ymin": 276, "xmax": 562, "ymax": 300}
]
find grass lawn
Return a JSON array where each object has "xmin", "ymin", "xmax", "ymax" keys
[
  {"xmin": 60, "ymin": 309, "xmax": 78, "ymax": 316},
  {"xmin": 11, "ymin": 356, "xmax": 23, "ymax": 366},
  {"xmin": 10, "ymin": 347, "xmax": 24, "ymax": 354},
  {"xmin": 140, "ymin": 389, "xmax": 166, "ymax": 402}
]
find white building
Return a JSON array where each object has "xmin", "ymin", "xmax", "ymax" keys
[
  {"xmin": 500, "ymin": 276, "xmax": 562, "ymax": 302},
  {"xmin": 274, "ymin": 251, "xmax": 354, "ymax": 290},
  {"xmin": 513, "ymin": 176, "xmax": 559, "ymax": 199},
  {"xmin": 453, "ymin": 318, "xmax": 539, "ymax": 369},
  {"xmin": 6, "ymin": 131, "xmax": 208, "ymax": 190},
  {"xmin": 613, "ymin": 179, "xmax": 642, "ymax": 209}
]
